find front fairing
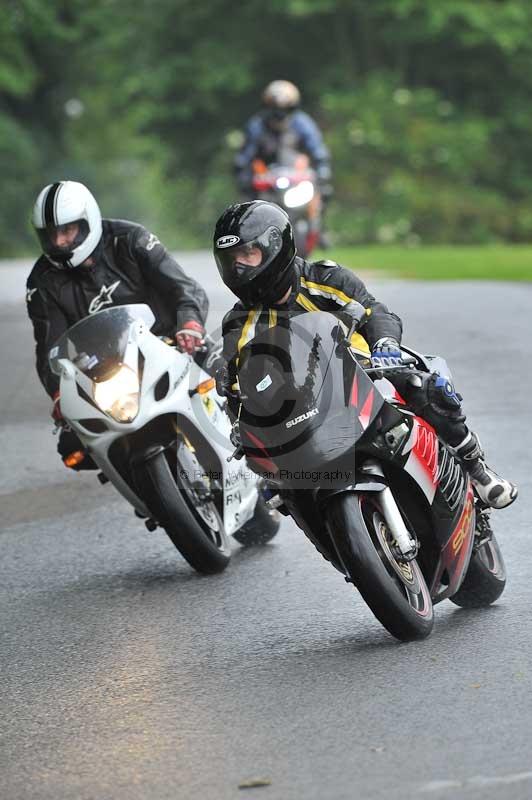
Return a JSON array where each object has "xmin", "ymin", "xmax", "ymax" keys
[
  {"xmin": 238, "ymin": 311, "xmax": 384, "ymax": 477},
  {"xmin": 49, "ymin": 304, "xmax": 155, "ymax": 383},
  {"xmin": 49, "ymin": 305, "xmax": 260, "ymax": 535}
]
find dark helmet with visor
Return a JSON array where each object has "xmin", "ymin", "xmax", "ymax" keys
[{"xmin": 213, "ymin": 201, "xmax": 297, "ymax": 307}]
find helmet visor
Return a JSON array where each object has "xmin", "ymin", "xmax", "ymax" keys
[
  {"xmin": 215, "ymin": 226, "xmax": 283, "ymax": 289},
  {"xmin": 265, "ymin": 109, "xmax": 290, "ymax": 130},
  {"xmin": 36, "ymin": 219, "xmax": 90, "ymax": 265}
]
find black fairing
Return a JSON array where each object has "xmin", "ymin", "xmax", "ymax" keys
[{"xmin": 238, "ymin": 311, "xmax": 384, "ymax": 478}]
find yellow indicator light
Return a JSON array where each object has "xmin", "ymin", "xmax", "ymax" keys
[
  {"xmin": 196, "ymin": 377, "xmax": 215, "ymax": 395},
  {"xmin": 64, "ymin": 450, "xmax": 85, "ymax": 468}
]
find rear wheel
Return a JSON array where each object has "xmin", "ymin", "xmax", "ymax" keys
[
  {"xmin": 450, "ymin": 534, "xmax": 506, "ymax": 608},
  {"xmin": 135, "ymin": 443, "xmax": 231, "ymax": 574},
  {"xmin": 326, "ymin": 492, "xmax": 433, "ymax": 641}
]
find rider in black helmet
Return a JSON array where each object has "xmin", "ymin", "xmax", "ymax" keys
[
  {"xmin": 214, "ymin": 201, "xmax": 297, "ymax": 308},
  {"xmin": 213, "ymin": 200, "xmax": 517, "ymax": 511}
]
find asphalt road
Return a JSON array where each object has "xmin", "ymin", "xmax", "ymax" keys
[{"xmin": 1, "ymin": 253, "xmax": 531, "ymax": 800}]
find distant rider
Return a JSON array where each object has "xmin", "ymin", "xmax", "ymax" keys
[
  {"xmin": 234, "ymin": 80, "xmax": 332, "ymax": 241},
  {"xmin": 26, "ymin": 180, "xmax": 217, "ymax": 469},
  {"xmin": 213, "ymin": 200, "xmax": 517, "ymax": 510}
]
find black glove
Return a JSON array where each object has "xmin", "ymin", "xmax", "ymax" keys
[
  {"xmin": 215, "ymin": 362, "xmax": 239, "ymax": 399},
  {"xmin": 343, "ymin": 301, "xmax": 367, "ymax": 340},
  {"xmin": 371, "ymin": 337, "xmax": 403, "ymax": 368}
]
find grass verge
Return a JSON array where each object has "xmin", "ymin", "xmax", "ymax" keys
[{"xmin": 313, "ymin": 245, "xmax": 532, "ymax": 281}]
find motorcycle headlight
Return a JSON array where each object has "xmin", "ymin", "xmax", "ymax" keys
[
  {"xmin": 93, "ymin": 365, "xmax": 139, "ymax": 422},
  {"xmin": 284, "ymin": 180, "xmax": 314, "ymax": 208}
]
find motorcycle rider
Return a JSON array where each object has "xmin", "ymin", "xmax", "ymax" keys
[
  {"xmin": 213, "ymin": 200, "xmax": 517, "ymax": 510},
  {"xmin": 26, "ymin": 180, "xmax": 216, "ymax": 469},
  {"xmin": 234, "ymin": 80, "xmax": 332, "ymax": 242}
]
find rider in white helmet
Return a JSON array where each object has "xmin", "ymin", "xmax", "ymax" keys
[
  {"xmin": 263, "ymin": 80, "xmax": 302, "ymax": 116},
  {"xmin": 32, "ymin": 180, "xmax": 103, "ymax": 269},
  {"xmin": 234, "ymin": 80, "xmax": 333, "ymax": 209},
  {"xmin": 27, "ymin": 180, "xmax": 215, "ymax": 469}
]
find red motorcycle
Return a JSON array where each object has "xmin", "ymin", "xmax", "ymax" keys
[
  {"xmin": 251, "ymin": 153, "xmax": 322, "ymax": 258},
  {"xmin": 233, "ymin": 312, "xmax": 506, "ymax": 641}
]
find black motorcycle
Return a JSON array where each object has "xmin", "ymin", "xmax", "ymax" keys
[{"xmin": 232, "ymin": 311, "xmax": 506, "ymax": 641}]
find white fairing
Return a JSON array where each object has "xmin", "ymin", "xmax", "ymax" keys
[{"xmin": 50, "ymin": 304, "xmax": 259, "ymax": 535}]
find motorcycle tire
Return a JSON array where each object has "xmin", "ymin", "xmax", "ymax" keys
[
  {"xmin": 449, "ymin": 534, "xmax": 506, "ymax": 608},
  {"xmin": 326, "ymin": 492, "xmax": 434, "ymax": 641},
  {"xmin": 136, "ymin": 447, "xmax": 231, "ymax": 574},
  {"xmin": 232, "ymin": 495, "xmax": 281, "ymax": 546}
]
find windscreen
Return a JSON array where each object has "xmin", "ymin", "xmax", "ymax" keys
[
  {"xmin": 237, "ymin": 311, "xmax": 384, "ymax": 485},
  {"xmin": 238, "ymin": 311, "xmax": 340, "ymax": 441},
  {"xmin": 49, "ymin": 304, "xmax": 154, "ymax": 380}
]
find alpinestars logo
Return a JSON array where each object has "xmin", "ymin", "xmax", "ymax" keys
[
  {"xmin": 26, "ymin": 288, "xmax": 37, "ymax": 303},
  {"xmin": 286, "ymin": 408, "xmax": 319, "ymax": 429},
  {"xmin": 88, "ymin": 280, "xmax": 121, "ymax": 314},
  {"xmin": 145, "ymin": 233, "xmax": 160, "ymax": 251}
]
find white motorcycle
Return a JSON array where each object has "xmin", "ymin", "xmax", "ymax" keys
[{"xmin": 49, "ymin": 303, "xmax": 279, "ymax": 574}]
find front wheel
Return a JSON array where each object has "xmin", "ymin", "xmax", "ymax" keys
[
  {"xmin": 450, "ymin": 534, "xmax": 506, "ymax": 608},
  {"xmin": 325, "ymin": 492, "xmax": 433, "ymax": 641},
  {"xmin": 135, "ymin": 444, "xmax": 231, "ymax": 574}
]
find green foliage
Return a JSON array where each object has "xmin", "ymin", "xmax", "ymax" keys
[
  {"xmin": 323, "ymin": 244, "xmax": 532, "ymax": 281},
  {"xmin": 324, "ymin": 75, "xmax": 519, "ymax": 244},
  {"xmin": 3, "ymin": 0, "xmax": 532, "ymax": 255}
]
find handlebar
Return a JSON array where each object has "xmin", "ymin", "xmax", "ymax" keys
[
  {"xmin": 363, "ymin": 357, "xmax": 417, "ymax": 377},
  {"xmin": 364, "ymin": 364, "xmax": 415, "ymax": 376}
]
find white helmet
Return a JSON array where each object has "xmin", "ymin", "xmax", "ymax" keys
[
  {"xmin": 262, "ymin": 80, "xmax": 301, "ymax": 110},
  {"xmin": 32, "ymin": 180, "xmax": 102, "ymax": 268}
]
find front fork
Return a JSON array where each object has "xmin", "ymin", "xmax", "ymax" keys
[{"xmin": 360, "ymin": 460, "xmax": 418, "ymax": 561}]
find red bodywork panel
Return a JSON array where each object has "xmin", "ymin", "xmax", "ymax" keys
[
  {"xmin": 412, "ymin": 416, "xmax": 439, "ymax": 486},
  {"xmin": 430, "ymin": 482, "xmax": 476, "ymax": 602}
]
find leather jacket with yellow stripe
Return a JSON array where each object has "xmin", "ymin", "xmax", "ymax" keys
[{"xmin": 221, "ymin": 256, "xmax": 403, "ymax": 375}]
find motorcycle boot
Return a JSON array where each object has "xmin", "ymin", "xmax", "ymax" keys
[{"xmin": 454, "ymin": 432, "xmax": 517, "ymax": 509}]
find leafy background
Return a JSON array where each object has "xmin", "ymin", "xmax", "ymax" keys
[{"xmin": 3, "ymin": 0, "xmax": 532, "ymax": 254}]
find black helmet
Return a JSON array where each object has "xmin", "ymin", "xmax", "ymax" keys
[{"xmin": 213, "ymin": 201, "xmax": 297, "ymax": 307}]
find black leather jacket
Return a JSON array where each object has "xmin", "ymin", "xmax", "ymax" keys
[
  {"xmin": 222, "ymin": 256, "xmax": 402, "ymax": 367},
  {"xmin": 26, "ymin": 219, "xmax": 208, "ymax": 397}
]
